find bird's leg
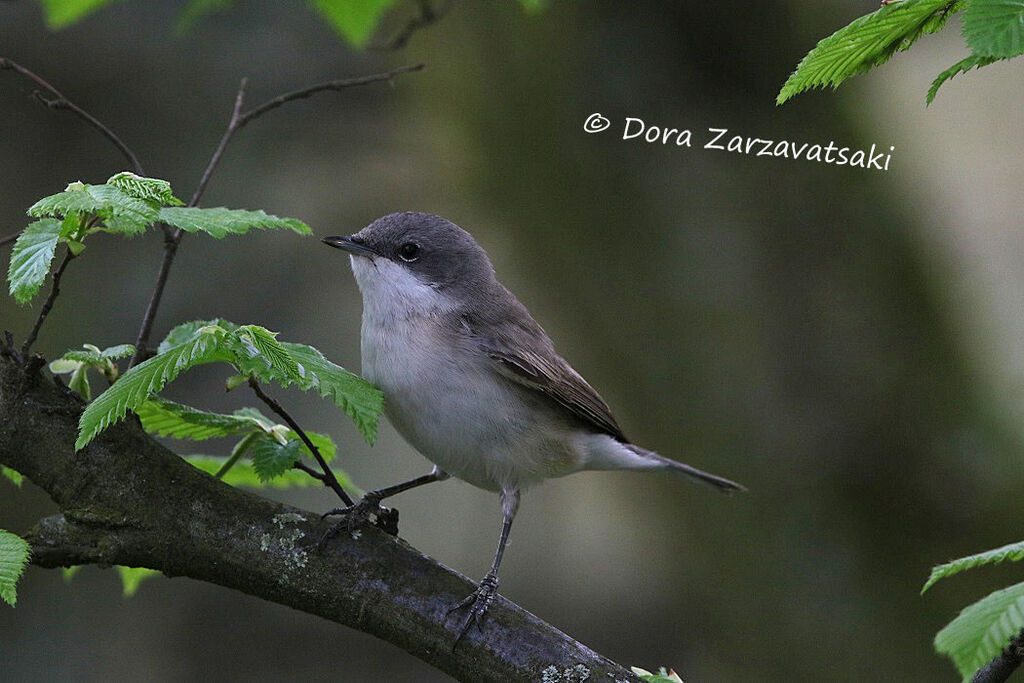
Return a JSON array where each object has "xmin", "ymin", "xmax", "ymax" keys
[
  {"xmin": 447, "ymin": 487, "xmax": 520, "ymax": 646},
  {"xmin": 318, "ymin": 466, "xmax": 450, "ymax": 545}
]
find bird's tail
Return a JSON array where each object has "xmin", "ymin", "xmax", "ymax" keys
[
  {"xmin": 625, "ymin": 444, "xmax": 746, "ymax": 494},
  {"xmin": 581, "ymin": 433, "xmax": 745, "ymax": 493}
]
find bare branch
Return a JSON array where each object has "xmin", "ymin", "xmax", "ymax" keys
[
  {"xmin": 0, "ymin": 231, "xmax": 17, "ymax": 249},
  {"xmin": 371, "ymin": 1, "xmax": 452, "ymax": 51},
  {"xmin": 237, "ymin": 63, "xmax": 424, "ymax": 126},
  {"xmin": 188, "ymin": 77, "xmax": 248, "ymax": 209},
  {"xmin": 249, "ymin": 378, "xmax": 355, "ymax": 507},
  {"xmin": 0, "ymin": 58, "xmax": 144, "ymax": 175},
  {"xmin": 21, "ymin": 249, "xmax": 75, "ymax": 357},
  {"xmin": 0, "ymin": 355, "xmax": 642, "ymax": 683},
  {"xmin": 972, "ymin": 633, "xmax": 1024, "ymax": 683}
]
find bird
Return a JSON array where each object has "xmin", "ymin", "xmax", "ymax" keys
[{"xmin": 320, "ymin": 212, "xmax": 744, "ymax": 642}]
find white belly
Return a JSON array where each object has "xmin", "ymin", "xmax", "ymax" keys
[{"xmin": 361, "ymin": 313, "xmax": 582, "ymax": 491}]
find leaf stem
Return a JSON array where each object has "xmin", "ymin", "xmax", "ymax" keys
[
  {"xmin": 21, "ymin": 249, "xmax": 75, "ymax": 357},
  {"xmin": 248, "ymin": 378, "xmax": 354, "ymax": 506},
  {"xmin": 215, "ymin": 431, "xmax": 260, "ymax": 479}
]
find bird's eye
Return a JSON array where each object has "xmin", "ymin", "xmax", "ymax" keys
[{"xmin": 398, "ymin": 242, "xmax": 421, "ymax": 262}]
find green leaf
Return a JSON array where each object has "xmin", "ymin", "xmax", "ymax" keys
[
  {"xmin": 0, "ymin": 530, "xmax": 31, "ymax": 607},
  {"xmin": 101, "ymin": 344, "xmax": 136, "ymax": 359},
  {"xmin": 250, "ymin": 437, "xmax": 304, "ymax": 482},
  {"xmin": 1, "ymin": 466, "xmax": 23, "ymax": 488},
  {"xmin": 136, "ymin": 398, "xmax": 266, "ymax": 440},
  {"xmin": 38, "ymin": 0, "xmax": 118, "ymax": 28},
  {"xmin": 116, "ymin": 566, "xmax": 161, "ymax": 597},
  {"xmin": 158, "ymin": 318, "xmax": 238, "ymax": 353},
  {"xmin": 184, "ymin": 454, "xmax": 356, "ymax": 489},
  {"xmin": 68, "ymin": 364, "xmax": 92, "ymax": 401},
  {"xmin": 927, "ymin": 53, "xmax": 1002, "ymax": 103},
  {"xmin": 29, "ymin": 182, "xmax": 158, "ymax": 236},
  {"xmin": 309, "ymin": 0, "xmax": 398, "ymax": 47},
  {"xmin": 293, "ymin": 430, "xmax": 337, "ymax": 462},
  {"xmin": 631, "ymin": 668, "xmax": 684, "ymax": 683},
  {"xmin": 777, "ymin": 0, "xmax": 962, "ymax": 104},
  {"xmin": 964, "ymin": 0, "xmax": 1024, "ymax": 57},
  {"xmin": 935, "ymin": 581, "xmax": 1024, "ymax": 680},
  {"xmin": 923, "ymin": 540, "xmax": 1024, "ymax": 593},
  {"xmin": 230, "ymin": 325, "xmax": 304, "ymax": 384},
  {"xmin": 76, "ymin": 325, "xmax": 234, "ymax": 450},
  {"xmin": 518, "ymin": 0, "xmax": 547, "ymax": 12},
  {"xmin": 106, "ymin": 172, "xmax": 182, "ymax": 206},
  {"xmin": 8, "ymin": 218, "xmax": 62, "ymax": 304},
  {"xmin": 157, "ymin": 207, "xmax": 311, "ymax": 239},
  {"xmin": 282, "ymin": 342, "xmax": 384, "ymax": 444},
  {"xmin": 62, "ymin": 565, "xmax": 82, "ymax": 582}
]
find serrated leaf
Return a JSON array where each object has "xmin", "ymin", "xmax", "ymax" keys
[
  {"xmin": 116, "ymin": 566, "xmax": 161, "ymax": 597},
  {"xmin": 76, "ymin": 326, "xmax": 234, "ymax": 450},
  {"xmin": 935, "ymin": 581, "xmax": 1024, "ymax": 680},
  {"xmin": 250, "ymin": 437, "xmax": 304, "ymax": 482},
  {"xmin": 136, "ymin": 398, "xmax": 266, "ymax": 440},
  {"xmin": 777, "ymin": 0, "xmax": 962, "ymax": 104},
  {"xmin": 184, "ymin": 454, "xmax": 359, "ymax": 490},
  {"xmin": 927, "ymin": 53, "xmax": 1002, "ymax": 103},
  {"xmin": 309, "ymin": 0, "xmax": 399, "ymax": 47},
  {"xmin": 1, "ymin": 466, "xmax": 23, "ymax": 488},
  {"xmin": 158, "ymin": 318, "xmax": 238, "ymax": 353},
  {"xmin": 101, "ymin": 344, "xmax": 136, "ymax": 359},
  {"xmin": 293, "ymin": 430, "xmax": 337, "ymax": 462},
  {"xmin": 0, "ymin": 530, "xmax": 31, "ymax": 607},
  {"xmin": 39, "ymin": 0, "xmax": 118, "ymax": 28},
  {"xmin": 106, "ymin": 172, "xmax": 182, "ymax": 206},
  {"xmin": 8, "ymin": 218, "xmax": 62, "ymax": 304},
  {"xmin": 923, "ymin": 540, "xmax": 1024, "ymax": 593},
  {"xmin": 631, "ymin": 668, "xmax": 685, "ymax": 683},
  {"xmin": 158, "ymin": 207, "xmax": 311, "ymax": 239},
  {"xmin": 964, "ymin": 0, "xmax": 1024, "ymax": 57},
  {"xmin": 282, "ymin": 342, "xmax": 383, "ymax": 444},
  {"xmin": 29, "ymin": 183, "xmax": 158, "ymax": 236},
  {"xmin": 231, "ymin": 325, "xmax": 304, "ymax": 384}
]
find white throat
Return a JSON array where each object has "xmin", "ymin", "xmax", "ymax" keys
[{"xmin": 349, "ymin": 255, "xmax": 457, "ymax": 324}]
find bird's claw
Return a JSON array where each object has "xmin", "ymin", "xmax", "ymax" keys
[
  {"xmin": 315, "ymin": 492, "xmax": 398, "ymax": 550},
  {"xmin": 447, "ymin": 571, "xmax": 500, "ymax": 647}
]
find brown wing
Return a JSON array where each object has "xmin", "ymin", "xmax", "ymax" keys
[{"xmin": 466, "ymin": 311, "xmax": 627, "ymax": 442}]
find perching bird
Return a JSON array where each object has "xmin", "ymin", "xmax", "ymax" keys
[{"xmin": 321, "ymin": 212, "xmax": 744, "ymax": 641}]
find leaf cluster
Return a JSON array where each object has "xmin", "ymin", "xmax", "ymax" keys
[
  {"xmin": 924, "ymin": 539, "xmax": 1024, "ymax": 679},
  {"xmin": 76, "ymin": 320, "xmax": 383, "ymax": 452},
  {"xmin": 7, "ymin": 172, "xmax": 311, "ymax": 305},
  {"xmin": 49, "ymin": 343, "xmax": 135, "ymax": 401},
  {"xmin": 777, "ymin": 0, "xmax": 1024, "ymax": 104}
]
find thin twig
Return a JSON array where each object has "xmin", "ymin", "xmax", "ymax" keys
[
  {"xmin": 188, "ymin": 77, "xmax": 248, "ymax": 209},
  {"xmin": 0, "ymin": 231, "xmax": 17, "ymax": 248},
  {"xmin": 129, "ymin": 65, "xmax": 423, "ymax": 366},
  {"xmin": 249, "ymin": 378, "xmax": 354, "ymax": 506},
  {"xmin": 128, "ymin": 78, "xmax": 249, "ymax": 368},
  {"xmin": 0, "ymin": 58, "xmax": 144, "ymax": 175},
  {"xmin": 21, "ymin": 249, "xmax": 74, "ymax": 357},
  {"xmin": 973, "ymin": 632, "xmax": 1024, "ymax": 683},
  {"xmin": 236, "ymin": 63, "xmax": 424, "ymax": 127},
  {"xmin": 371, "ymin": 1, "xmax": 451, "ymax": 51}
]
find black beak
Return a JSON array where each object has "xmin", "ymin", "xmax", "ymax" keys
[{"xmin": 322, "ymin": 235, "xmax": 376, "ymax": 257}]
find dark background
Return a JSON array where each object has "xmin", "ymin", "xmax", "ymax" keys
[{"xmin": 2, "ymin": 1, "xmax": 1024, "ymax": 680}]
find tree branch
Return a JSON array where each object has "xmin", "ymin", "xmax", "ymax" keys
[
  {"xmin": 21, "ymin": 248, "xmax": 74, "ymax": 357},
  {"xmin": 973, "ymin": 633, "xmax": 1024, "ymax": 683},
  {"xmin": 0, "ymin": 58, "xmax": 144, "ymax": 175},
  {"xmin": 248, "ymin": 378, "xmax": 355, "ymax": 508},
  {"xmin": 0, "ymin": 352, "xmax": 641, "ymax": 683}
]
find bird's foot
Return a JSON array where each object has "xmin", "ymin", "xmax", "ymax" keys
[
  {"xmin": 315, "ymin": 491, "xmax": 399, "ymax": 549},
  {"xmin": 447, "ymin": 571, "xmax": 499, "ymax": 647}
]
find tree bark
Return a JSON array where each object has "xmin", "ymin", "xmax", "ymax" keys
[{"xmin": 0, "ymin": 349, "xmax": 640, "ymax": 683}]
